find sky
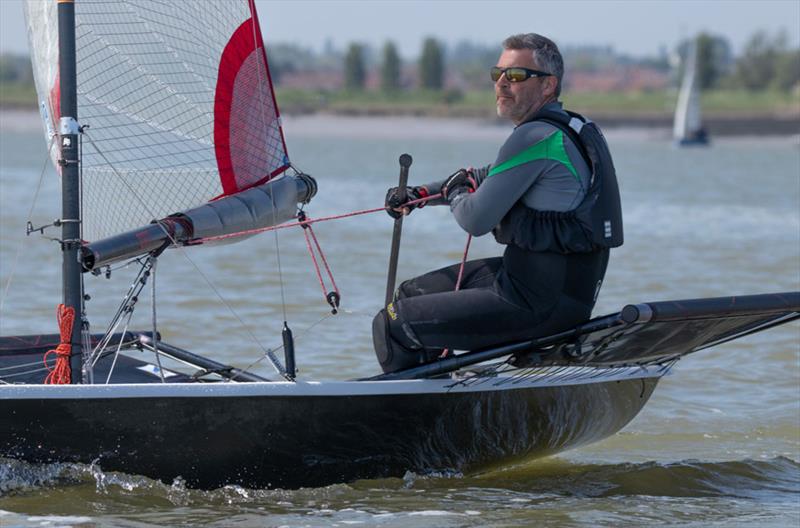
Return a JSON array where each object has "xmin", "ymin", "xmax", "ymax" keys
[{"xmin": 1, "ymin": 0, "xmax": 799, "ymax": 59}]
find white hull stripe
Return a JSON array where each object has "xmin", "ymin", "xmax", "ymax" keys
[{"xmin": 0, "ymin": 365, "xmax": 667, "ymax": 400}]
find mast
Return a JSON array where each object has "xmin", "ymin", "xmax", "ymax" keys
[{"xmin": 57, "ymin": 0, "xmax": 84, "ymax": 383}]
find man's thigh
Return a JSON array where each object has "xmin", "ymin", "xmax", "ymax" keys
[
  {"xmin": 396, "ymin": 257, "xmax": 503, "ymax": 299},
  {"xmin": 394, "ymin": 286, "xmax": 544, "ymax": 351}
]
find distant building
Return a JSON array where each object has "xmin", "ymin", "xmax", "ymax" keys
[
  {"xmin": 274, "ymin": 59, "xmax": 670, "ymax": 95},
  {"xmin": 278, "ymin": 70, "xmax": 344, "ymax": 91},
  {"xmin": 565, "ymin": 66, "xmax": 670, "ymax": 93}
]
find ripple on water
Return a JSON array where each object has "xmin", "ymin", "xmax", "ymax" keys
[{"xmin": 0, "ymin": 457, "xmax": 800, "ymax": 526}]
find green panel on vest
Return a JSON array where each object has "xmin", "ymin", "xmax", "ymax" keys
[{"xmin": 488, "ymin": 130, "xmax": 579, "ymax": 181}]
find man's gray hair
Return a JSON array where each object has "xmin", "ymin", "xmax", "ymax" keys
[{"xmin": 503, "ymin": 33, "xmax": 564, "ymax": 97}]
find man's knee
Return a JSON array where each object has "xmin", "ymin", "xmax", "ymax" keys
[
  {"xmin": 394, "ymin": 279, "xmax": 417, "ymax": 301},
  {"xmin": 372, "ymin": 306, "xmax": 432, "ymax": 374}
]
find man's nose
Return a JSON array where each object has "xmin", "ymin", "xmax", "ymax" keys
[{"xmin": 495, "ymin": 73, "xmax": 509, "ymax": 87}]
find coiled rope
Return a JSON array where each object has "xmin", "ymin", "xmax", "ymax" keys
[{"xmin": 43, "ymin": 304, "xmax": 75, "ymax": 384}]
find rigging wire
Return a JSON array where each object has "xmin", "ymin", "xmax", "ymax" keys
[
  {"xmin": 89, "ymin": 257, "xmax": 151, "ymax": 368},
  {"xmin": 230, "ymin": 309, "xmax": 336, "ymax": 381},
  {"xmin": 248, "ymin": 8, "xmax": 296, "ymax": 380},
  {"xmin": 103, "ymin": 311, "xmax": 134, "ymax": 385},
  {"xmin": 0, "ymin": 136, "xmax": 56, "ymax": 316},
  {"xmin": 78, "ymin": 127, "xmax": 92, "ymax": 384},
  {"xmin": 81, "ymin": 132, "xmax": 286, "ymax": 377},
  {"xmin": 150, "ymin": 255, "xmax": 166, "ymax": 383}
]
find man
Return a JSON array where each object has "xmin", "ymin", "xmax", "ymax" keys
[{"xmin": 373, "ymin": 33, "xmax": 623, "ymax": 373}]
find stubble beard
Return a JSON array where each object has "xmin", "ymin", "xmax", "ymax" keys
[
  {"xmin": 496, "ymin": 97, "xmax": 533, "ymax": 124},
  {"xmin": 498, "ymin": 89, "xmax": 553, "ymax": 124},
  {"xmin": 496, "ymin": 97, "xmax": 523, "ymax": 122}
]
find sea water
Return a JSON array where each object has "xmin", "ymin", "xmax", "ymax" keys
[{"xmin": 1, "ymin": 112, "xmax": 798, "ymax": 527}]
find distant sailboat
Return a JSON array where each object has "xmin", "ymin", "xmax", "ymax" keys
[{"xmin": 674, "ymin": 39, "xmax": 709, "ymax": 146}]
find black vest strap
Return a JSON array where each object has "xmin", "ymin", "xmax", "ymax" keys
[{"xmin": 531, "ymin": 109, "xmax": 592, "ymax": 170}]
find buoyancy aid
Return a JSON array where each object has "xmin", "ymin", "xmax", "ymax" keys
[{"xmin": 493, "ymin": 108, "xmax": 624, "ymax": 253}]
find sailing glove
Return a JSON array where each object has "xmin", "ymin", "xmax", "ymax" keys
[
  {"xmin": 385, "ymin": 186, "xmax": 430, "ymax": 219},
  {"xmin": 441, "ymin": 169, "xmax": 477, "ymax": 203}
]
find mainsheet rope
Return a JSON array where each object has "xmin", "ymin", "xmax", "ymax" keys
[
  {"xmin": 439, "ymin": 233, "xmax": 473, "ymax": 359},
  {"xmin": 197, "ymin": 192, "xmax": 475, "ymax": 329},
  {"xmin": 196, "ymin": 193, "xmax": 442, "ymax": 244},
  {"xmin": 197, "ymin": 193, "xmax": 451, "ymax": 314}
]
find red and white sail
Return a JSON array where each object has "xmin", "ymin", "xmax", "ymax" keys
[{"xmin": 25, "ymin": 0, "xmax": 290, "ymax": 242}]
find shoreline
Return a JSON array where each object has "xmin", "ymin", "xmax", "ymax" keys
[{"xmin": 1, "ymin": 108, "xmax": 798, "ymax": 141}]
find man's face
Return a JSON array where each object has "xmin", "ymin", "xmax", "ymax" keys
[{"xmin": 494, "ymin": 48, "xmax": 556, "ymax": 124}]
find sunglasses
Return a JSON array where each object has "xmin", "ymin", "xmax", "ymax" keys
[{"xmin": 490, "ymin": 66, "xmax": 552, "ymax": 83}]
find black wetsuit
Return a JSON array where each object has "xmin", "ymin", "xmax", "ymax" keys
[{"xmin": 373, "ymin": 102, "xmax": 611, "ymax": 373}]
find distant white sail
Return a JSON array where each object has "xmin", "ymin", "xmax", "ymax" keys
[
  {"xmin": 24, "ymin": 0, "xmax": 290, "ymax": 241},
  {"xmin": 673, "ymin": 39, "xmax": 707, "ymax": 145}
]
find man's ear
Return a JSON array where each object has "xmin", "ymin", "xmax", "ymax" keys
[{"xmin": 544, "ymin": 76, "xmax": 558, "ymax": 99}]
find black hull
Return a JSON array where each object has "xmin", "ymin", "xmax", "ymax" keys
[
  {"xmin": 1, "ymin": 377, "xmax": 657, "ymax": 489},
  {"xmin": 4, "ymin": 292, "xmax": 797, "ymax": 488}
]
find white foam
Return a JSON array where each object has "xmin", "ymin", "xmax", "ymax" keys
[
  {"xmin": 27, "ymin": 516, "xmax": 93, "ymax": 524},
  {"xmin": 408, "ymin": 510, "xmax": 457, "ymax": 516}
]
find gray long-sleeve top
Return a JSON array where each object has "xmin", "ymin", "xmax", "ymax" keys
[{"xmin": 425, "ymin": 103, "xmax": 591, "ymax": 238}]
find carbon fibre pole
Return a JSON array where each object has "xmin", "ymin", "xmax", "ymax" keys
[
  {"xmin": 367, "ymin": 312, "xmax": 625, "ymax": 381},
  {"xmin": 57, "ymin": 0, "xmax": 84, "ymax": 384},
  {"xmin": 384, "ymin": 154, "xmax": 412, "ymax": 307}
]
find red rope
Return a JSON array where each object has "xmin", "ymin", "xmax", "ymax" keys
[
  {"xmin": 43, "ymin": 304, "xmax": 75, "ymax": 385},
  {"xmin": 197, "ymin": 193, "xmax": 442, "ymax": 313},
  {"xmin": 298, "ymin": 213, "xmax": 342, "ymax": 312},
  {"xmin": 440, "ymin": 233, "xmax": 473, "ymax": 359},
  {"xmin": 454, "ymin": 234, "xmax": 473, "ymax": 292},
  {"xmin": 305, "ymin": 222, "xmax": 340, "ymax": 297},
  {"xmin": 197, "ymin": 192, "xmax": 448, "ymax": 313},
  {"xmin": 302, "ymin": 224, "xmax": 329, "ymax": 301}
]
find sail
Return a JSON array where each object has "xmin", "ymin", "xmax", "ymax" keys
[
  {"xmin": 673, "ymin": 40, "xmax": 705, "ymax": 143},
  {"xmin": 23, "ymin": 0, "xmax": 59, "ymax": 161},
  {"xmin": 24, "ymin": 0, "xmax": 290, "ymax": 242}
]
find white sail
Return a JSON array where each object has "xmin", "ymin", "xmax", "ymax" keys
[
  {"xmin": 673, "ymin": 39, "xmax": 706, "ymax": 144},
  {"xmin": 23, "ymin": 0, "xmax": 59, "ymax": 161},
  {"xmin": 24, "ymin": 0, "xmax": 290, "ymax": 242}
]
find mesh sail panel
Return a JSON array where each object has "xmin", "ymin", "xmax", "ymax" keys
[
  {"xmin": 214, "ymin": 13, "xmax": 288, "ymax": 195},
  {"xmin": 26, "ymin": 0, "xmax": 289, "ymax": 241}
]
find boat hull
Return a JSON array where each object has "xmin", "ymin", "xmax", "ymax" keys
[{"xmin": 1, "ymin": 375, "xmax": 658, "ymax": 489}]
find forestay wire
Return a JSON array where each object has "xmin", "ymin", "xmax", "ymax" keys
[
  {"xmin": 250, "ymin": 5, "xmax": 290, "ymax": 327},
  {"xmin": 0, "ymin": 136, "xmax": 55, "ymax": 317}
]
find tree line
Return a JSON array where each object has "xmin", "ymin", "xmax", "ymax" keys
[
  {"xmin": 1, "ymin": 30, "xmax": 798, "ymax": 95},
  {"xmin": 344, "ymin": 38, "xmax": 445, "ymax": 91},
  {"xmin": 321, "ymin": 31, "xmax": 800, "ymax": 94},
  {"xmin": 691, "ymin": 30, "xmax": 800, "ymax": 92}
]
